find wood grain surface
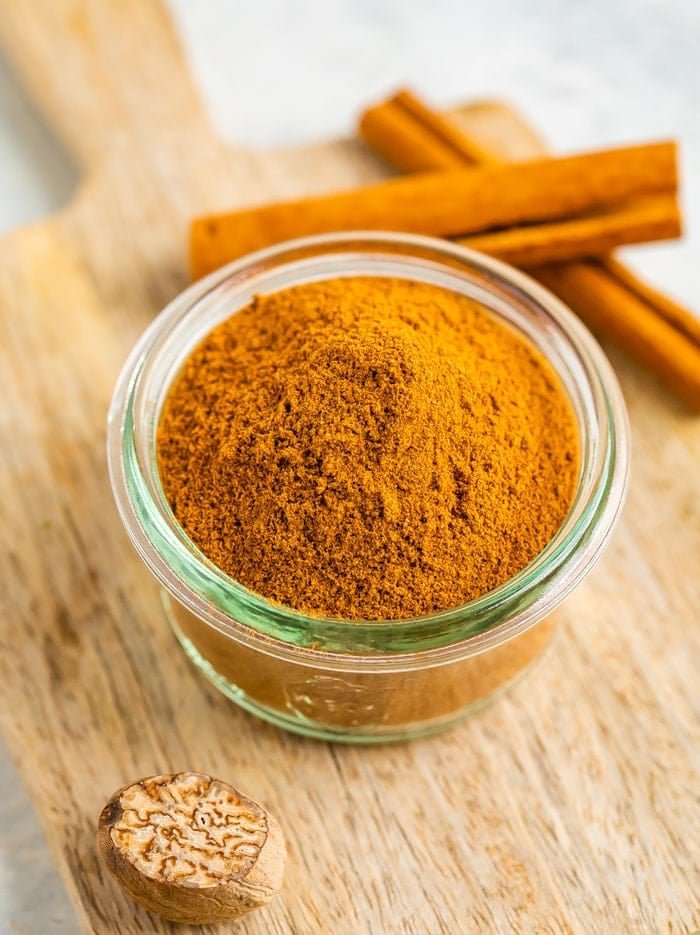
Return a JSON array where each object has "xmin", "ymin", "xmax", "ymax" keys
[{"xmin": 0, "ymin": 2, "xmax": 698, "ymax": 932}]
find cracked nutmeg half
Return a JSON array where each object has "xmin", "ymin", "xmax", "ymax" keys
[{"xmin": 96, "ymin": 772, "xmax": 286, "ymax": 924}]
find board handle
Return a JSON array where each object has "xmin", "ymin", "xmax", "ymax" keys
[{"xmin": 0, "ymin": 0, "xmax": 217, "ymax": 169}]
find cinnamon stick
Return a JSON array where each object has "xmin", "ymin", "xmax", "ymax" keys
[
  {"xmin": 360, "ymin": 87, "xmax": 496, "ymax": 170},
  {"xmin": 359, "ymin": 89, "xmax": 700, "ymax": 409},
  {"xmin": 191, "ymin": 142, "xmax": 678, "ymax": 279},
  {"xmin": 533, "ymin": 261, "xmax": 700, "ymax": 408},
  {"xmin": 598, "ymin": 255, "xmax": 700, "ymax": 347},
  {"xmin": 458, "ymin": 196, "xmax": 679, "ymax": 268}
]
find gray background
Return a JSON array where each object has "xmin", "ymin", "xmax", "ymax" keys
[{"xmin": 1, "ymin": 1, "xmax": 698, "ymax": 931}]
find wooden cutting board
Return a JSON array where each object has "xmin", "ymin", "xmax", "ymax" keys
[{"xmin": 0, "ymin": 3, "xmax": 698, "ymax": 933}]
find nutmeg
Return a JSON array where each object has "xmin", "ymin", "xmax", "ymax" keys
[{"xmin": 96, "ymin": 772, "xmax": 285, "ymax": 924}]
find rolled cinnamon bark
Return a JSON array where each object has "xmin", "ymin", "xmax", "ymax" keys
[{"xmin": 190, "ymin": 141, "xmax": 678, "ymax": 279}]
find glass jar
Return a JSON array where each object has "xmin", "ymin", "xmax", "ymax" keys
[{"xmin": 107, "ymin": 232, "xmax": 629, "ymax": 743}]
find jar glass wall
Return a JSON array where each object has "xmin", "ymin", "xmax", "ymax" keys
[{"xmin": 107, "ymin": 232, "xmax": 629, "ymax": 742}]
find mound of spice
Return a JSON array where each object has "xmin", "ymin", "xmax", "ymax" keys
[{"xmin": 157, "ymin": 277, "xmax": 578, "ymax": 620}]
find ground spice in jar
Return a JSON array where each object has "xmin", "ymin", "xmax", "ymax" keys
[{"xmin": 157, "ymin": 277, "xmax": 578, "ymax": 620}]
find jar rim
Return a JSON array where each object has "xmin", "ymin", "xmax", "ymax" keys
[{"xmin": 107, "ymin": 231, "xmax": 629, "ymax": 665}]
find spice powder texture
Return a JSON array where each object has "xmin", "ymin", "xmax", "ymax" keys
[{"xmin": 157, "ymin": 277, "xmax": 578, "ymax": 620}]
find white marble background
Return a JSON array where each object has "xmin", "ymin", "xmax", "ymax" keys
[{"xmin": 1, "ymin": 1, "xmax": 698, "ymax": 931}]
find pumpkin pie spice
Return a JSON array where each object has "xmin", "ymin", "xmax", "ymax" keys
[{"xmin": 157, "ymin": 276, "xmax": 578, "ymax": 619}]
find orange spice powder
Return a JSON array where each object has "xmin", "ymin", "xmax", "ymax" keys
[{"xmin": 157, "ymin": 277, "xmax": 578, "ymax": 620}]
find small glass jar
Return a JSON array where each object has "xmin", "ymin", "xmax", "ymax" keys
[{"xmin": 107, "ymin": 232, "xmax": 629, "ymax": 743}]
